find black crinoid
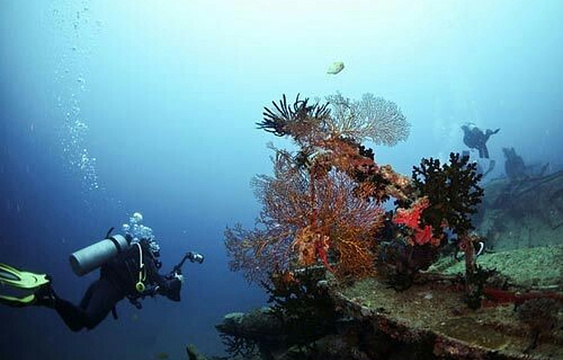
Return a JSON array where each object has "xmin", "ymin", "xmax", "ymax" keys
[
  {"xmin": 257, "ymin": 94, "xmax": 331, "ymax": 138},
  {"xmin": 219, "ymin": 332, "xmax": 259, "ymax": 359},
  {"xmin": 412, "ymin": 152, "xmax": 484, "ymax": 238}
]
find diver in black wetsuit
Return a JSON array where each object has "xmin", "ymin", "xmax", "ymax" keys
[
  {"xmin": 461, "ymin": 123, "xmax": 500, "ymax": 159},
  {"xmin": 34, "ymin": 237, "xmax": 203, "ymax": 332},
  {"xmin": 0, "ymin": 213, "xmax": 205, "ymax": 332}
]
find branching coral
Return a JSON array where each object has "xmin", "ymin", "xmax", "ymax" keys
[
  {"xmin": 408, "ymin": 153, "xmax": 486, "ymax": 305},
  {"xmin": 389, "ymin": 153, "xmax": 482, "ymax": 248},
  {"xmin": 412, "ymin": 152, "xmax": 484, "ymax": 238},
  {"xmin": 375, "ymin": 154, "xmax": 484, "ymax": 291}
]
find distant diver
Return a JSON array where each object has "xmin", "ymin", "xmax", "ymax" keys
[
  {"xmin": 503, "ymin": 147, "xmax": 549, "ymax": 182},
  {"xmin": 0, "ymin": 214, "xmax": 204, "ymax": 332},
  {"xmin": 461, "ymin": 122, "xmax": 500, "ymax": 159},
  {"xmin": 502, "ymin": 147, "xmax": 527, "ymax": 181}
]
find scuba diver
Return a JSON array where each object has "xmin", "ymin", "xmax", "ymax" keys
[
  {"xmin": 0, "ymin": 213, "xmax": 204, "ymax": 332},
  {"xmin": 502, "ymin": 147, "xmax": 550, "ymax": 183},
  {"xmin": 502, "ymin": 147, "xmax": 527, "ymax": 181},
  {"xmin": 461, "ymin": 122, "xmax": 500, "ymax": 159}
]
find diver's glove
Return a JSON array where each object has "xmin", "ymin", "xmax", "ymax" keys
[{"xmin": 186, "ymin": 251, "xmax": 204, "ymax": 264}]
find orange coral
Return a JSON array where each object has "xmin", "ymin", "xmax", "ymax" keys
[
  {"xmin": 315, "ymin": 137, "xmax": 375, "ymax": 175},
  {"xmin": 380, "ymin": 164, "xmax": 413, "ymax": 202},
  {"xmin": 332, "ymin": 225, "xmax": 378, "ymax": 279},
  {"xmin": 314, "ymin": 234, "xmax": 333, "ymax": 272},
  {"xmin": 225, "ymin": 145, "xmax": 385, "ymax": 284},
  {"xmin": 413, "ymin": 225, "xmax": 440, "ymax": 246}
]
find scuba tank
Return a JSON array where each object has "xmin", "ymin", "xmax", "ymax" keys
[{"xmin": 69, "ymin": 234, "xmax": 131, "ymax": 276}]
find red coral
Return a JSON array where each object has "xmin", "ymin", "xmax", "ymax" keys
[
  {"xmin": 483, "ymin": 287, "xmax": 563, "ymax": 307},
  {"xmin": 393, "ymin": 197, "xmax": 429, "ymax": 228},
  {"xmin": 414, "ymin": 225, "xmax": 433, "ymax": 245},
  {"xmin": 315, "ymin": 238, "xmax": 334, "ymax": 272},
  {"xmin": 394, "ymin": 198, "xmax": 441, "ymax": 246}
]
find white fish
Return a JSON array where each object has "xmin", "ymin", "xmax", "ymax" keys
[{"xmin": 327, "ymin": 61, "xmax": 345, "ymax": 75}]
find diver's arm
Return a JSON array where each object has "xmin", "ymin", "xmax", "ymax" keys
[
  {"xmin": 484, "ymin": 128, "xmax": 500, "ymax": 141},
  {"xmin": 159, "ymin": 273, "xmax": 182, "ymax": 302},
  {"xmin": 145, "ymin": 259, "xmax": 182, "ymax": 301}
]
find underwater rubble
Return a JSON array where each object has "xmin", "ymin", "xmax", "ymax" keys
[
  {"xmin": 334, "ymin": 269, "xmax": 563, "ymax": 360},
  {"xmin": 213, "ymin": 246, "xmax": 562, "ymax": 360}
]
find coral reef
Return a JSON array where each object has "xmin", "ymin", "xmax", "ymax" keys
[
  {"xmin": 217, "ymin": 92, "xmax": 563, "ymax": 360},
  {"xmin": 227, "ymin": 92, "xmax": 410, "ymax": 283},
  {"xmin": 227, "ymin": 93, "xmax": 486, "ymax": 295}
]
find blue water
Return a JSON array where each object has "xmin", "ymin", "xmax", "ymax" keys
[{"xmin": 1, "ymin": 1, "xmax": 562, "ymax": 359}]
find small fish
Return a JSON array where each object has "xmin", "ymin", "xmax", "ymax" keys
[
  {"xmin": 155, "ymin": 353, "xmax": 169, "ymax": 359},
  {"xmin": 327, "ymin": 61, "xmax": 345, "ymax": 75}
]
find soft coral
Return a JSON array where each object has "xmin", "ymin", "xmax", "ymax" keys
[{"xmin": 394, "ymin": 197, "xmax": 439, "ymax": 246}]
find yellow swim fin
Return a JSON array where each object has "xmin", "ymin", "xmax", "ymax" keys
[
  {"xmin": 0, "ymin": 263, "xmax": 50, "ymax": 307},
  {"xmin": 0, "ymin": 293, "xmax": 37, "ymax": 307}
]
